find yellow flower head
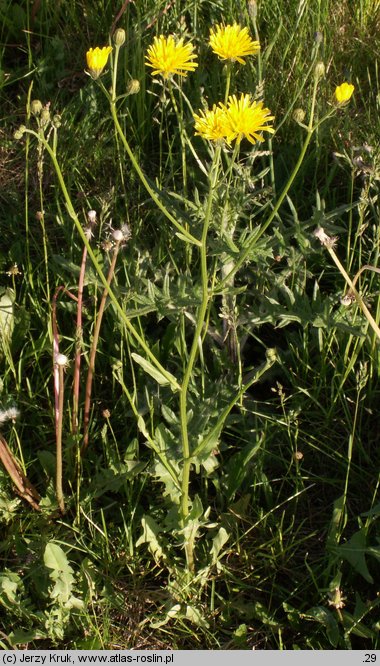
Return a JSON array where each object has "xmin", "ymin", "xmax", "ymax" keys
[
  {"xmin": 145, "ymin": 35, "xmax": 198, "ymax": 80},
  {"xmin": 209, "ymin": 23, "xmax": 260, "ymax": 64},
  {"xmin": 221, "ymin": 94, "xmax": 275, "ymax": 145},
  {"xmin": 334, "ymin": 82, "xmax": 354, "ymax": 104},
  {"xmin": 193, "ymin": 105, "xmax": 227, "ymax": 142},
  {"xmin": 86, "ymin": 46, "xmax": 112, "ymax": 79}
]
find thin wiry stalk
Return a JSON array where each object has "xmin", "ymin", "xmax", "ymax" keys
[
  {"xmin": 72, "ymin": 245, "xmax": 87, "ymax": 435},
  {"xmin": 82, "ymin": 240, "xmax": 122, "ymax": 453},
  {"xmin": 56, "ymin": 360, "xmax": 65, "ymax": 514}
]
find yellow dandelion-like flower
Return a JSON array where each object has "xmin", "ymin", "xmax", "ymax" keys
[
  {"xmin": 222, "ymin": 94, "xmax": 275, "ymax": 145},
  {"xmin": 86, "ymin": 46, "xmax": 112, "ymax": 80},
  {"xmin": 193, "ymin": 105, "xmax": 227, "ymax": 142},
  {"xmin": 209, "ymin": 23, "xmax": 260, "ymax": 65},
  {"xmin": 145, "ymin": 35, "xmax": 198, "ymax": 79},
  {"xmin": 334, "ymin": 82, "xmax": 354, "ymax": 104}
]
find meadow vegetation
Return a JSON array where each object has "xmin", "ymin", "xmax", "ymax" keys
[{"xmin": 0, "ymin": 0, "xmax": 380, "ymax": 649}]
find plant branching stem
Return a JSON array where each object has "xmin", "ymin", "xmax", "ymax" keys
[
  {"xmin": 24, "ymin": 129, "xmax": 181, "ymax": 393},
  {"xmin": 327, "ymin": 250, "xmax": 380, "ymax": 341},
  {"xmin": 178, "ymin": 146, "xmax": 222, "ymax": 568},
  {"xmin": 82, "ymin": 241, "xmax": 121, "ymax": 452},
  {"xmin": 215, "ymin": 70, "xmax": 325, "ymax": 294},
  {"xmin": 56, "ymin": 363, "xmax": 65, "ymax": 514},
  {"xmin": 109, "ymin": 103, "xmax": 200, "ymax": 247}
]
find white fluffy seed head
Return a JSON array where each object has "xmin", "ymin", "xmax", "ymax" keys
[
  {"xmin": 55, "ymin": 353, "xmax": 69, "ymax": 367},
  {"xmin": 87, "ymin": 210, "xmax": 97, "ymax": 224},
  {"xmin": 112, "ymin": 229, "xmax": 124, "ymax": 242},
  {"xmin": 0, "ymin": 407, "xmax": 20, "ymax": 425}
]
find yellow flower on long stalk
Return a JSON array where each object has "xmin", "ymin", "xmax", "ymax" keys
[
  {"xmin": 334, "ymin": 82, "xmax": 354, "ymax": 104},
  {"xmin": 221, "ymin": 94, "xmax": 275, "ymax": 145},
  {"xmin": 193, "ymin": 105, "xmax": 227, "ymax": 142},
  {"xmin": 209, "ymin": 23, "xmax": 260, "ymax": 64},
  {"xmin": 86, "ymin": 46, "xmax": 113, "ymax": 80},
  {"xmin": 145, "ymin": 35, "xmax": 198, "ymax": 79}
]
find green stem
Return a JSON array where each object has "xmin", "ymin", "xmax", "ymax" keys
[
  {"xmin": 215, "ymin": 127, "xmax": 314, "ymax": 292},
  {"xmin": 56, "ymin": 363, "xmax": 65, "ymax": 514},
  {"xmin": 24, "ymin": 129, "xmax": 181, "ymax": 392},
  {"xmin": 168, "ymin": 81, "xmax": 187, "ymax": 196},
  {"xmin": 327, "ymin": 249, "xmax": 380, "ymax": 341},
  {"xmin": 179, "ymin": 146, "xmax": 222, "ymax": 545},
  {"xmin": 82, "ymin": 241, "xmax": 121, "ymax": 453},
  {"xmin": 109, "ymin": 103, "xmax": 200, "ymax": 247},
  {"xmin": 111, "ymin": 44, "xmax": 121, "ymax": 102},
  {"xmin": 215, "ymin": 67, "xmax": 328, "ymax": 294},
  {"xmin": 224, "ymin": 63, "xmax": 232, "ymax": 104}
]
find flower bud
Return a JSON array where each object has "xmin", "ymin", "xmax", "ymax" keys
[
  {"xmin": 52, "ymin": 114, "xmax": 62, "ymax": 128},
  {"xmin": 293, "ymin": 108, "xmax": 306, "ymax": 124},
  {"xmin": 13, "ymin": 125, "xmax": 26, "ymax": 140},
  {"xmin": 40, "ymin": 106, "xmax": 51, "ymax": 127},
  {"xmin": 126, "ymin": 79, "xmax": 140, "ymax": 96},
  {"xmin": 314, "ymin": 61, "xmax": 325, "ymax": 80},
  {"xmin": 247, "ymin": 0, "xmax": 257, "ymax": 20},
  {"xmin": 30, "ymin": 99, "xmax": 43, "ymax": 116},
  {"xmin": 114, "ymin": 28, "xmax": 126, "ymax": 47}
]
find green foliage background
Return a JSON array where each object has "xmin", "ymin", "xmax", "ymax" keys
[{"xmin": 0, "ymin": 0, "xmax": 379, "ymax": 650}]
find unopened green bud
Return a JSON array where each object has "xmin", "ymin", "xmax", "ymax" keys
[
  {"xmin": 52, "ymin": 114, "xmax": 62, "ymax": 128},
  {"xmin": 315, "ymin": 61, "xmax": 325, "ymax": 80},
  {"xmin": 40, "ymin": 106, "xmax": 51, "ymax": 127},
  {"xmin": 114, "ymin": 28, "xmax": 126, "ymax": 47},
  {"xmin": 13, "ymin": 127, "xmax": 25, "ymax": 140},
  {"xmin": 293, "ymin": 108, "xmax": 306, "ymax": 124},
  {"xmin": 30, "ymin": 99, "xmax": 43, "ymax": 116},
  {"xmin": 126, "ymin": 79, "xmax": 140, "ymax": 95}
]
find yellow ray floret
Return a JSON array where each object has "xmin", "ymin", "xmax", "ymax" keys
[
  {"xmin": 209, "ymin": 23, "xmax": 260, "ymax": 64},
  {"xmin": 221, "ymin": 94, "xmax": 275, "ymax": 145},
  {"xmin": 334, "ymin": 82, "xmax": 354, "ymax": 104},
  {"xmin": 145, "ymin": 35, "xmax": 198, "ymax": 79},
  {"xmin": 86, "ymin": 46, "xmax": 113, "ymax": 79},
  {"xmin": 193, "ymin": 105, "xmax": 227, "ymax": 142}
]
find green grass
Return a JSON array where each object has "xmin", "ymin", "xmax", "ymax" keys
[{"xmin": 0, "ymin": 0, "xmax": 380, "ymax": 650}]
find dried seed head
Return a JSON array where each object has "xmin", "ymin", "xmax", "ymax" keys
[
  {"xmin": 314, "ymin": 226, "xmax": 338, "ymax": 249},
  {"xmin": 55, "ymin": 353, "xmax": 69, "ymax": 368},
  {"xmin": 0, "ymin": 406, "xmax": 20, "ymax": 425},
  {"xmin": 112, "ymin": 229, "xmax": 124, "ymax": 242},
  {"xmin": 87, "ymin": 210, "xmax": 97, "ymax": 224},
  {"xmin": 340, "ymin": 291, "xmax": 355, "ymax": 306}
]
